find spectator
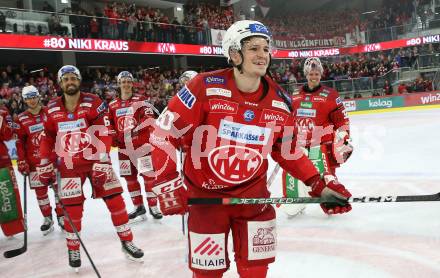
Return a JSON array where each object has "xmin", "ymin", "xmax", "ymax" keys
[
  {"xmin": 398, "ymin": 82, "xmax": 408, "ymax": 93},
  {"xmin": 90, "ymin": 16, "xmax": 100, "ymax": 38},
  {"xmin": 383, "ymin": 80, "xmax": 393, "ymax": 95},
  {"xmin": 42, "ymin": 1, "xmax": 55, "ymax": 12},
  {"xmin": 0, "ymin": 11, "xmax": 6, "ymax": 33},
  {"xmin": 0, "ymin": 83, "xmax": 12, "ymax": 99}
]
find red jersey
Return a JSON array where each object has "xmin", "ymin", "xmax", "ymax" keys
[
  {"xmin": 15, "ymin": 109, "xmax": 48, "ymax": 167},
  {"xmin": 151, "ymin": 69, "xmax": 318, "ymax": 198},
  {"xmin": 108, "ymin": 94, "xmax": 155, "ymax": 149},
  {"xmin": 40, "ymin": 93, "xmax": 113, "ymax": 172},
  {"xmin": 291, "ymin": 85, "xmax": 349, "ymax": 147},
  {"xmin": 0, "ymin": 106, "xmax": 14, "ymax": 167}
]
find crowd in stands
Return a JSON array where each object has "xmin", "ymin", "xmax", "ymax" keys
[
  {"xmin": 0, "ymin": 0, "xmax": 427, "ymax": 47},
  {"xmin": 271, "ymin": 43, "xmax": 439, "ymax": 95}
]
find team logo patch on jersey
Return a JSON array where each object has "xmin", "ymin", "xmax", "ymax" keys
[
  {"xmin": 204, "ymin": 76, "xmax": 225, "ymax": 85},
  {"xmin": 31, "ymin": 132, "xmax": 43, "ymax": 146},
  {"xmin": 243, "ymin": 110, "xmax": 255, "ymax": 122},
  {"xmin": 248, "ymin": 220, "xmax": 276, "ymax": 260},
  {"xmin": 177, "ymin": 86, "xmax": 196, "ymax": 109},
  {"xmin": 190, "ymin": 232, "xmax": 226, "ymax": 270},
  {"xmin": 29, "ymin": 123, "xmax": 44, "ymax": 133},
  {"xmin": 116, "ymin": 107, "xmax": 134, "ymax": 117},
  {"xmin": 59, "ymin": 178, "xmax": 82, "ymax": 199},
  {"xmin": 206, "ymin": 88, "xmax": 232, "ymax": 98},
  {"xmin": 218, "ymin": 120, "xmax": 271, "ymax": 145},
  {"xmin": 209, "ymin": 99, "xmax": 238, "ymax": 114},
  {"xmin": 208, "ymin": 145, "xmax": 263, "ymax": 184},
  {"xmin": 296, "ymin": 118, "xmax": 315, "ymax": 132},
  {"xmin": 67, "ymin": 113, "xmax": 74, "ymax": 119},
  {"xmin": 296, "ymin": 108, "xmax": 316, "ymax": 118},
  {"xmin": 319, "ymin": 92, "xmax": 329, "ymax": 97},
  {"xmin": 117, "ymin": 116, "xmax": 137, "ymax": 132},
  {"xmin": 271, "ymin": 100, "xmax": 290, "ymax": 113},
  {"xmin": 60, "ymin": 132, "xmax": 92, "ymax": 153},
  {"xmin": 300, "ymin": 102, "xmax": 313, "ymax": 109},
  {"xmin": 58, "ymin": 119, "xmax": 87, "ymax": 132},
  {"xmin": 83, "ymin": 97, "xmax": 93, "ymax": 102},
  {"xmin": 259, "ymin": 109, "xmax": 288, "ymax": 125}
]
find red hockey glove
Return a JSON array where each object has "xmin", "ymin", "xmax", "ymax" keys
[
  {"xmin": 332, "ymin": 130, "xmax": 353, "ymax": 164},
  {"xmin": 17, "ymin": 160, "xmax": 30, "ymax": 175},
  {"xmin": 36, "ymin": 162, "xmax": 56, "ymax": 187},
  {"xmin": 306, "ymin": 174, "xmax": 352, "ymax": 215},
  {"xmin": 152, "ymin": 175, "xmax": 187, "ymax": 215},
  {"xmin": 91, "ymin": 162, "xmax": 112, "ymax": 188}
]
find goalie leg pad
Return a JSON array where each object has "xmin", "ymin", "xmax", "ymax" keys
[{"xmin": 0, "ymin": 166, "xmax": 24, "ymax": 236}]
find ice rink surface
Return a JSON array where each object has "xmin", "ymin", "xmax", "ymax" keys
[{"xmin": 1, "ymin": 107, "xmax": 440, "ymax": 278}]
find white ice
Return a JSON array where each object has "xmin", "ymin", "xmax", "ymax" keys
[{"xmin": 1, "ymin": 107, "xmax": 440, "ymax": 278}]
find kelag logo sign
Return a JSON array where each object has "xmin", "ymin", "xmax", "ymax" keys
[{"xmin": 356, "ymin": 96, "xmax": 404, "ymax": 110}]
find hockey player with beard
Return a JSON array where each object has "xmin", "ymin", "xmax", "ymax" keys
[
  {"xmin": 36, "ymin": 65, "xmax": 143, "ymax": 271},
  {"xmin": 15, "ymin": 85, "xmax": 65, "ymax": 235},
  {"xmin": 148, "ymin": 20, "xmax": 352, "ymax": 278},
  {"xmin": 281, "ymin": 57, "xmax": 354, "ymax": 217},
  {"xmin": 108, "ymin": 71, "xmax": 162, "ymax": 221}
]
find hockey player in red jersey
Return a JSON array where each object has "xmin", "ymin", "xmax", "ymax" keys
[
  {"xmin": 149, "ymin": 20, "xmax": 352, "ymax": 278},
  {"xmin": 15, "ymin": 85, "xmax": 64, "ymax": 235},
  {"xmin": 108, "ymin": 70, "xmax": 162, "ymax": 221},
  {"xmin": 281, "ymin": 57, "xmax": 354, "ymax": 216},
  {"xmin": 36, "ymin": 65, "xmax": 143, "ymax": 270},
  {"xmin": 0, "ymin": 105, "xmax": 24, "ymax": 237}
]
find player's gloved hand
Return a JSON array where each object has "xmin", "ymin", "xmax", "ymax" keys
[
  {"xmin": 91, "ymin": 162, "xmax": 113, "ymax": 188},
  {"xmin": 306, "ymin": 174, "xmax": 352, "ymax": 214},
  {"xmin": 17, "ymin": 160, "xmax": 30, "ymax": 175},
  {"xmin": 152, "ymin": 174, "xmax": 187, "ymax": 215},
  {"xmin": 332, "ymin": 130, "xmax": 353, "ymax": 164},
  {"xmin": 36, "ymin": 162, "xmax": 56, "ymax": 187}
]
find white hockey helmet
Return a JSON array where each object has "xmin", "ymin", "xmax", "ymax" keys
[
  {"xmin": 57, "ymin": 65, "xmax": 81, "ymax": 83},
  {"xmin": 117, "ymin": 71, "xmax": 134, "ymax": 83},
  {"xmin": 303, "ymin": 57, "xmax": 324, "ymax": 76},
  {"xmin": 222, "ymin": 20, "xmax": 272, "ymax": 61},
  {"xmin": 179, "ymin": 70, "xmax": 198, "ymax": 85},
  {"xmin": 22, "ymin": 85, "xmax": 40, "ymax": 99}
]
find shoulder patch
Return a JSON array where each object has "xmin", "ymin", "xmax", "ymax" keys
[{"xmin": 177, "ymin": 86, "xmax": 196, "ymax": 109}]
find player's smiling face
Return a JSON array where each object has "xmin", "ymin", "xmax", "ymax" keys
[
  {"xmin": 240, "ymin": 37, "xmax": 270, "ymax": 77},
  {"xmin": 25, "ymin": 96, "xmax": 40, "ymax": 109},
  {"xmin": 60, "ymin": 73, "xmax": 80, "ymax": 96},
  {"xmin": 119, "ymin": 78, "xmax": 133, "ymax": 93},
  {"xmin": 307, "ymin": 69, "xmax": 321, "ymax": 89}
]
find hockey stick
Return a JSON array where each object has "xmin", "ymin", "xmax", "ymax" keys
[
  {"xmin": 4, "ymin": 175, "xmax": 28, "ymax": 258},
  {"xmin": 267, "ymin": 164, "xmax": 281, "ymax": 188},
  {"xmin": 52, "ymin": 184, "xmax": 102, "ymax": 278},
  {"xmin": 188, "ymin": 192, "xmax": 440, "ymax": 205}
]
